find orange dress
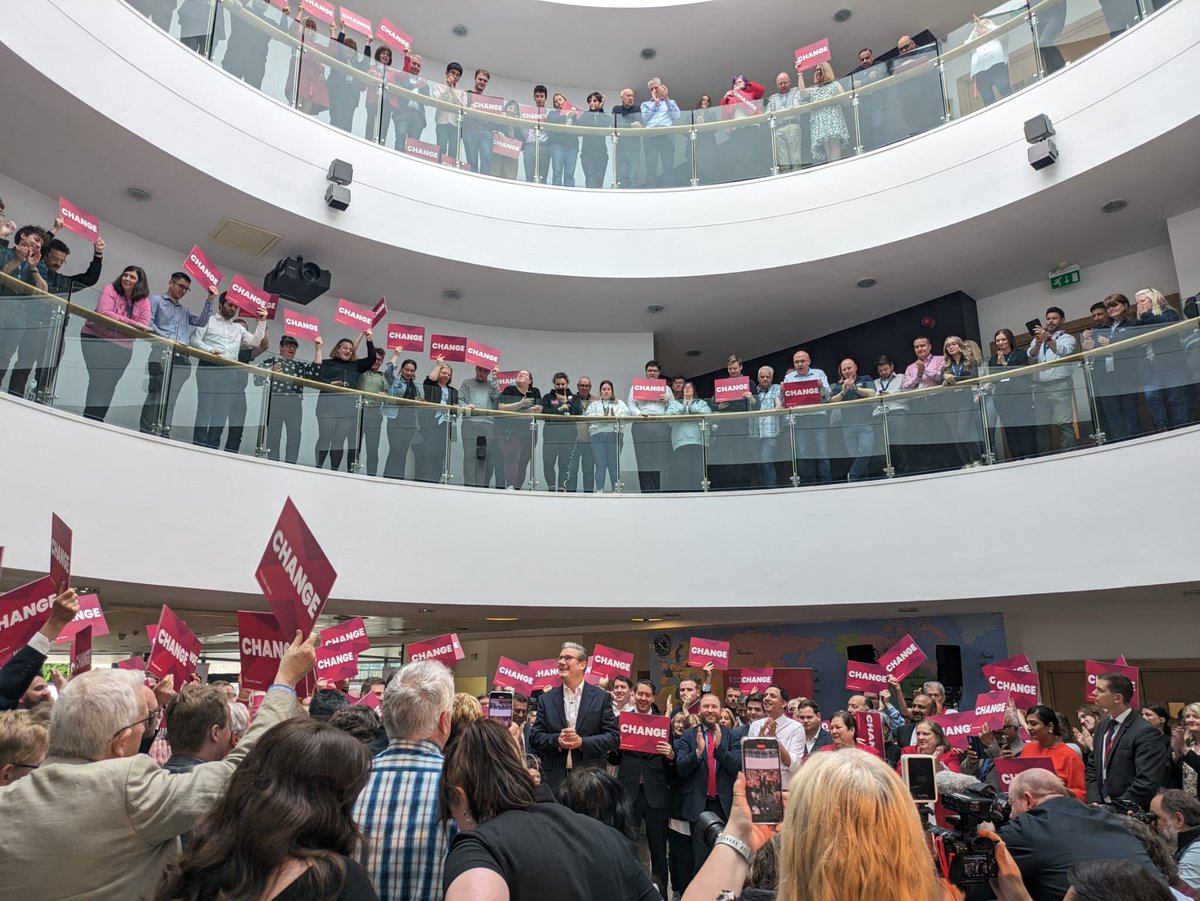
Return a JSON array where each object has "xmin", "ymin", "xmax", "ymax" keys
[{"xmin": 1019, "ymin": 740, "xmax": 1087, "ymax": 801}]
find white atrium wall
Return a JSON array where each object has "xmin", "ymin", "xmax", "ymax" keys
[{"xmin": 1167, "ymin": 206, "xmax": 1200, "ymax": 297}]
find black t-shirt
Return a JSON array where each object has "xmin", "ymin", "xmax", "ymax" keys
[
  {"xmin": 499, "ymin": 384, "xmax": 542, "ymax": 435},
  {"xmin": 443, "ymin": 802, "xmax": 660, "ymax": 901},
  {"xmin": 275, "ymin": 855, "xmax": 380, "ymax": 901}
]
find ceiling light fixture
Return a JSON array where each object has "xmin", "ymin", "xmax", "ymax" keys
[
  {"xmin": 684, "ymin": 349, "xmax": 702, "ymax": 357},
  {"xmin": 452, "ymin": 24, "xmax": 468, "ymax": 37},
  {"xmin": 646, "ymin": 304, "xmax": 665, "ymax": 314},
  {"xmin": 485, "ymin": 616, "xmax": 519, "ymax": 622},
  {"xmin": 441, "ymin": 289, "xmax": 462, "ymax": 301},
  {"xmin": 417, "ymin": 608, "xmax": 436, "ymax": 614},
  {"xmin": 1101, "ymin": 199, "xmax": 1128, "ymax": 213},
  {"xmin": 856, "ymin": 277, "xmax": 877, "ymax": 288},
  {"xmin": 640, "ymin": 48, "xmax": 657, "ymax": 60},
  {"xmin": 127, "ymin": 186, "xmax": 151, "ymax": 202},
  {"xmin": 834, "ymin": 8, "xmax": 852, "ymax": 22}
]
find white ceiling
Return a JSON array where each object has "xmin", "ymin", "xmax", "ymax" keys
[
  {"xmin": 345, "ymin": 0, "xmax": 982, "ymax": 103},
  {"xmin": 1, "ymin": 21, "xmax": 1198, "ymax": 376}
]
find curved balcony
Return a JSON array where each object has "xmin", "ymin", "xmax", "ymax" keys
[{"xmin": 135, "ymin": 0, "xmax": 1160, "ymax": 189}]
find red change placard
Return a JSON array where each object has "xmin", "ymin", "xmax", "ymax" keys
[
  {"xmin": 1085, "ymin": 660, "xmax": 1140, "ymax": 709},
  {"xmin": 713, "ymin": 377, "xmax": 751, "ymax": 404},
  {"xmin": 406, "ymin": 633, "xmax": 465, "ymax": 667},
  {"xmin": 70, "ymin": 625, "xmax": 92, "ymax": 677},
  {"xmin": 183, "ymin": 245, "xmax": 223, "ymax": 293},
  {"xmin": 529, "ymin": 658, "xmax": 561, "ymax": 691},
  {"xmin": 631, "ymin": 378, "xmax": 668, "ymax": 402},
  {"xmin": 429, "ymin": 334, "xmax": 468, "ymax": 362},
  {"xmin": 982, "ymin": 665, "xmax": 1039, "ymax": 705},
  {"xmin": 845, "ymin": 659, "xmax": 890, "ymax": 692},
  {"xmin": 300, "ymin": 0, "xmax": 335, "ymax": 25},
  {"xmin": 283, "ymin": 308, "xmax": 321, "ymax": 341},
  {"xmin": 238, "ymin": 610, "xmax": 290, "ymax": 692},
  {"xmin": 228, "ymin": 275, "xmax": 278, "ymax": 320},
  {"xmin": 782, "ymin": 381, "xmax": 823, "ymax": 407},
  {"xmin": 376, "ymin": 17, "xmax": 411, "ymax": 51},
  {"xmin": 321, "ymin": 616, "xmax": 370, "ymax": 654},
  {"xmin": 879, "ymin": 634, "xmax": 927, "ymax": 681},
  {"xmin": 794, "ymin": 38, "xmax": 832, "ymax": 72},
  {"xmin": 49, "ymin": 513, "xmax": 71, "ymax": 593},
  {"xmin": 687, "ymin": 637, "xmax": 731, "ymax": 670},
  {"xmin": 493, "ymin": 134, "xmax": 523, "ymax": 159},
  {"xmin": 339, "ymin": 5, "xmax": 371, "ymax": 36},
  {"xmin": 334, "ymin": 298, "xmax": 377, "ymax": 333},
  {"xmin": 494, "ymin": 656, "xmax": 534, "ymax": 692},
  {"xmin": 58, "ymin": 196, "xmax": 99, "ymax": 243},
  {"xmin": 973, "ymin": 690, "xmax": 1011, "ymax": 731},
  {"xmin": 992, "ymin": 653, "xmax": 1034, "ymax": 673},
  {"xmin": 403, "ymin": 137, "xmax": 440, "ymax": 162},
  {"xmin": 619, "ymin": 712, "xmax": 671, "ymax": 753},
  {"xmin": 369, "ymin": 298, "xmax": 387, "ymax": 329},
  {"xmin": 464, "ymin": 340, "xmax": 502, "ymax": 369},
  {"xmin": 735, "ymin": 667, "xmax": 774, "ymax": 691},
  {"xmin": 386, "ymin": 323, "xmax": 426, "ymax": 351},
  {"xmin": 147, "ymin": 605, "xmax": 202, "ymax": 685},
  {"xmin": 856, "ymin": 710, "xmax": 885, "ymax": 753},
  {"xmin": 519, "ymin": 104, "xmax": 547, "ymax": 123},
  {"xmin": 315, "ymin": 643, "xmax": 359, "ymax": 681},
  {"xmin": 355, "ymin": 690, "xmax": 380, "ymax": 710},
  {"xmin": 255, "ymin": 497, "xmax": 338, "ymax": 638},
  {"xmin": 992, "ymin": 757, "xmax": 1054, "ymax": 790},
  {"xmin": 590, "ymin": 643, "xmax": 634, "ymax": 679},
  {"xmin": 495, "ymin": 371, "xmax": 519, "ymax": 390},
  {"xmin": 468, "ymin": 94, "xmax": 505, "ymax": 115},
  {"xmin": 440, "ymin": 155, "xmax": 471, "ymax": 171},
  {"xmin": 0, "ymin": 576, "xmax": 59, "ymax": 663},
  {"xmin": 116, "ymin": 656, "xmax": 146, "ymax": 671},
  {"xmin": 928, "ymin": 710, "xmax": 977, "ymax": 750},
  {"xmin": 55, "ymin": 594, "xmax": 108, "ymax": 644}
]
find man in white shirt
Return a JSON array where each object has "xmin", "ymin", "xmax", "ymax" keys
[
  {"xmin": 1027, "ymin": 306, "xmax": 1078, "ymax": 455},
  {"xmin": 783, "ymin": 349, "xmax": 831, "ymax": 484},
  {"xmin": 627, "ymin": 359, "xmax": 671, "ymax": 492},
  {"xmin": 872, "ymin": 353, "xmax": 908, "ymax": 475},
  {"xmin": 747, "ymin": 685, "xmax": 806, "ymax": 786},
  {"xmin": 189, "ymin": 294, "xmax": 267, "ymax": 449},
  {"xmin": 765, "ymin": 72, "xmax": 806, "ymax": 173}
]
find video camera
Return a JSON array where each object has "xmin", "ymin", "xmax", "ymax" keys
[
  {"xmin": 925, "ymin": 784, "xmax": 1011, "ymax": 887},
  {"xmin": 1105, "ymin": 798, "xmax": 1158, "ymax": 828}
]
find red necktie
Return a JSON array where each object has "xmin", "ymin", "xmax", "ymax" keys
[{"xmin": 706, "ymin": 727, "xmax": 718, "ymax": 797}]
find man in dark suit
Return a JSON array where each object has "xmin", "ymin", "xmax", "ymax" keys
[
  {"xmin": 1086, "ymin": 671, "xmax": 1168, "ymax": 808},
  {"xmin": 529, "ymin": 642, "xmax": 619, "ymax": 791},
  {"xmin": 616, "ymin": 679, "xmax": 674, "ymax": 896},
  {"xmin": 1000, "ymin": 768, "xmax": 1158, "ymax": 901},
  {"xmin": 0, "ymin": 588, "xmax": 79, "ymax": 711},
  {"xmin": 674, "ymin": 692, "xmax": 743, "ymax": 876}
]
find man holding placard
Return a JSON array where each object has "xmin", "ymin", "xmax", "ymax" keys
[
  {"xmin": 617, "ymin": 678, "xmax": 673, "ymax": 896},
  {"xmin": 783, "ymin": 349, "xmax": 832, "ymax": 484},
  {"xmin": 189, "ymin": 293, "xmax": 267, "ymax": 449},
  {"xmin": 628, "ymin": 359, "xmax": 672, "ymax": 492},
  {"xmin": 255, "ymin": 334, "xmax": 322, "ymax": 464}
]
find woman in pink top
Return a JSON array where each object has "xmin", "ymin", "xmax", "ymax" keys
[{"xmin": 79, "ymin": 265, "xmax": 150, "ymax": 422}]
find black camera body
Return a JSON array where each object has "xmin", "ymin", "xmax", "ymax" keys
[
  {"xmin": 928, "ymin": 785, "xmax": 1011, "ymax": 887},
  {"xmin": 1106, "ymin": 798, "xmax": 1158, "ymax": 828}
]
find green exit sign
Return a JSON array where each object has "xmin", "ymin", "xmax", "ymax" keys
[{"xmin": 1049, "ymin": 266, "xmax": 1081, "ymax": 290}]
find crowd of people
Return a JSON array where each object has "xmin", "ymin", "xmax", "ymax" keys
[
  {"xmin": 125, "ymin": 0, "xmax": 1159, "ymax": 188},
  {"xmin": 3, "ymin": 210, "xmax": 1196, "ymax": 491},
  {"xmin": 3, "ymin": 610, "xmax": 1199, "ymax": 901}
]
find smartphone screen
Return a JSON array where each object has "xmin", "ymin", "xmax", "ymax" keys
[
  {"xmin": 742, "ymin": 737, "xmax": 784, "ymax": 824},
  {"xmin": 902, "ymin": 754, "xmax": 938, "ymax": 802},
  {"xmin": 488, "ymin": 691, "xmax": 513, "ymax": 726}
]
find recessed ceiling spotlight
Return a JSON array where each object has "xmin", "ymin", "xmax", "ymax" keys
[
  {"xmin": 417, "ymin": 608, "xmax": 436, "ymax": 613},
  {"xmin": 856, "ymin": 277, "xmax": 877, "ymax": 288},
  {"xmin": 684, "ymin": 349, "xmax": 702, "ymax": 357},
  {"xmin": 127, "ymin": 186, "xmax": 151, "ymax": 202},
  {"xmin": 640, "ymin": 47, "xmax": 657, "ymax": 60},
  {"xmin": 833, "ymin": 8, "xmax": 852, "ymax": 22},
  {"xmin": 441, "ymin": 289, "xmax": 462, "ymax": 301},
  {"xmin": 1101, "ymin": 199, "xmax": 1128, "ymax": 213},
  {"xmin": 485, "ymin": 616, "xmax": 519, "ymax": 622},
  {"xmin": 452, "ymin": 24, "xmax": 468, "ymax": 37},
  {"xmin": 646, "ymin": 304, "xmax": 665, "ymax": 314}
]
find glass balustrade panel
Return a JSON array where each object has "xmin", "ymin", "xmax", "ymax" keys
[
  {"xmin": 941, "ymin": 6, "xmax": 1038, "ymax": 121},
  {"xmin": 211, "ymin": 0, "xmax": 298, "ymax": 109}
]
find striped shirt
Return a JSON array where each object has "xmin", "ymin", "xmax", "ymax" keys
[{"xmin": 354, "ymin": 739, "xmax": 454, "ymax": 901}]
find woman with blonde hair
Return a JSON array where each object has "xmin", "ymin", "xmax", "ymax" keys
[
  {"xmin": 941, "ymin": 334, "xmax": 982, "ymax": 467},
  {"xmin": 1171, "ymin": 701, "xmax": 1200, "ymax": 799},
  {"xmin": 682, "ymin": 749, "xmax": 946, "ymax": 901},
  {"xmin": 806, "ymin": 63, "xmax": 850, "ymax": 162},
  {"xmin": 1134, "ymin": 287, "xmax": 1189, "ymax": 431}
]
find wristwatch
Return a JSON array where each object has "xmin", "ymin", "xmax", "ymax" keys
[{"xmin": 714, "ymin": 832, "xmax": 752, "ymax": 864}]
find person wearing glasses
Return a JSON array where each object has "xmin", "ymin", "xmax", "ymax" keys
[
  {"xmin": 0, "ymin": 633, "xmax": 316, "ymax": 900},
  {"xmin": 891, "ymin": 34, "xmax": 943, "ymax": 137},
  {"xmin": 529, "ymin": 642, "xmax": 620, "ymax": 791}
]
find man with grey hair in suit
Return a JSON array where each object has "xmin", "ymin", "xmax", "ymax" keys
[
  {"xmin": 529, "ymin": 641, "xmax": 620, "ymax": 790},
  {"xmin": 0, "ymin": 631, "xmax": 315, "ymax": 900}
]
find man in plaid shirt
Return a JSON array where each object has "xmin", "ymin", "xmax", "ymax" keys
[{"xmin": 354, "ymin": 660, "xmax": 456, "ymax": 900}]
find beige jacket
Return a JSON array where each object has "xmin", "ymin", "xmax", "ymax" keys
[{"xmin": 0, "ymin": 688, "xmax": 302, "ymax": 901}]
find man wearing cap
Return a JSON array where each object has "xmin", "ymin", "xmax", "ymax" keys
[{"xmin": 255, "ymin": 334, "xmax": 322, "ymax": 464}]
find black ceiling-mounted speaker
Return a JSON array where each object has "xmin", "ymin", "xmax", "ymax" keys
[
  {"xmin": 847, "ymin": 644, "xmax": 878, "ymax": 664},
  {"xmin": 263, "ymin": 256, "xmax": 331, "ymax": 305},
  {"xmin": 935, "ymin": 645, "xmax": 964, "ymax": 688}
]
